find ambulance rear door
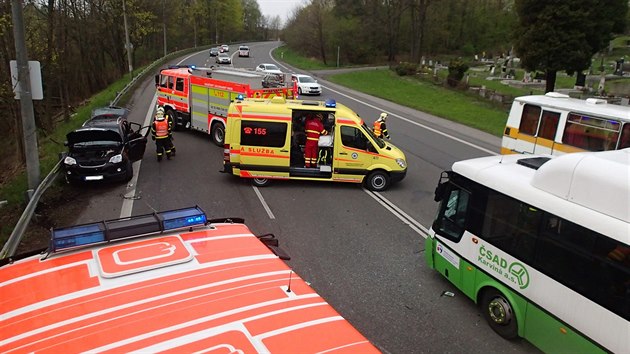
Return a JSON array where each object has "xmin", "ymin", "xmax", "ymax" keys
[
  {"xmin": 333, "ymin": 121, "xmax": 377, "ymax": 183},
  {"xmin": 237, "ymin": 116, "xmax": 291, "ymax": 180}
]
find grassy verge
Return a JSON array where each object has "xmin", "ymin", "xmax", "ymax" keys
[
  {"xmin": 275, "ymin": 46, "xmax": 347, "ymax": 70},
  {"xmin": 327, "ymin": 70, "xmax": 508, "ymax": 136}
]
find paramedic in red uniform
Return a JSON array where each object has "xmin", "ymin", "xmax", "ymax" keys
[
  {"xmin": 304, "ymin": 113, "xmax": 327, "ymax": 168},
  {"xmin": 151, "ymin": 108, "xmax": 174, "ymax": 162}
]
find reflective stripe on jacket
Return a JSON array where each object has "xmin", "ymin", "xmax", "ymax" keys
[{"xmin": 305, "ymin": 118, "xmax": 326, "ymax": 141}]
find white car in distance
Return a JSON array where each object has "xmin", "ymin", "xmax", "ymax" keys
[
  {"xmin": 255, "ymin": 63, "xmax": 283, "ymax": 75},
  {"xmin": 291, "ymin": 74, "xmax": 322, "ymax": 95}
]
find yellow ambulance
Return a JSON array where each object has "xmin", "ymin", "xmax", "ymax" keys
[{"xmin": 222, "ymin": 96, "xmax": 407, "ymax": 191}]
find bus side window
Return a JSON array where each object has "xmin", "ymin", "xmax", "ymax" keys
[
  {"xmin": 538, "ymin": 110, "xmax": 560, "ymax": 140},
  {"xmin": 519, "ymin": 104, "xmax": 541, "ymax": 136},
  {"xmin": 433, "ymin": 186, "xmax": 470, "ymax": 242},
  {"xmin": 480, "ymin": 192, "xmax": 538, "ymax": 262},
  {"xmin": 619, "ymin": 123, "xmax": 630, "ymax": 149}
]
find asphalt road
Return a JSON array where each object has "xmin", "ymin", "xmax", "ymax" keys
[{"xmin": 69, "ymin": 41, "xmax": 539, "ymax": 353}]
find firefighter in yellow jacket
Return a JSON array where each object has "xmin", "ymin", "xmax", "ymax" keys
[
  {"xmin": 151, "ymin": 107, "xmax": 174, "ymax": 161},
  {"xmin": 373, "ymin": 112, "xmax": 390, "ymax": 140}
]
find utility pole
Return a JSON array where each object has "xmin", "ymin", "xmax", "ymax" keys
[
  {"xmin": 163, "ymin": 0, "xmax": 167, "ymax": 57},
  {"xmin": 122, "ymin": 0, "xmax": 133, "ymax": 78},
  {"xmin": 11, "ymin": 0, "xmax": 40, "ymax": 195}
]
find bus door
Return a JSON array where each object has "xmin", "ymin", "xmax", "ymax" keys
[
  {"xmin": 533, "ymin": 110, "xmax": 561, "ymax": 154},
  {"xmin": 334, "ymin": 125, "xmax": 374, "ymax": 182},
  {"xmin": 516, "ymin": 105, "xmax": 561, "ymax": 154},
  {"xmin": 237, "ymin": 118, "xmax": 291, "ymax": 179}
]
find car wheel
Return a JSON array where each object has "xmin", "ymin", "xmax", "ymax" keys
[
  {"xmin": 251, "ymin": 178, "xmax": 271, "ymax": 187},
  {"xmin": 210, "ymin": 123, "xmax": 225, "ymax": 146},
  {"xmin": 480, "ymin": 289, "xmax": 519, "ymax": 339},
  {"xmin": 298, "ymin": 87, "xmax": 303, "ymax": 95},
  {"xmin": 365, "ymin": 170, "xmax": 390, "ymax": 191}
]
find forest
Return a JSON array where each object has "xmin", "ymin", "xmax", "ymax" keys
[{"xmin": 1, "ymin": 0, "xmax": 628, "ymax": 187}]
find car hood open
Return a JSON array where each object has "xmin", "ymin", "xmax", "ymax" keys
[{"xmin": 66, "ymin": 128, "xmax": 122, "ymax": 146}]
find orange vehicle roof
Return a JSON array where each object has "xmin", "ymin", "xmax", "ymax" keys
[{"xmin": 0, "ymin": 222, "xmax": 379, "ymax": 353}]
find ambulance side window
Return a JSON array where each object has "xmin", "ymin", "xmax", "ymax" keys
[
  {"xmin": 340, "ymin": 126, "xmax": 369, "ymax": 150},
  {"xmin": 241, "ymin": 121, "xmax": 287, "ymax": 147}
]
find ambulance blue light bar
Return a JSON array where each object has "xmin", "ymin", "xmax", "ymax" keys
[
  {"xmin": 50, "ymin": 206, "xmax": 208, "ymax": 253},
  {"xmin": 325, "ymin": 99, "xmax": 336, "ymax": 108},
  {"xmin": 236, "ymin": 94, "xmax": 245, "ymax": 100}
]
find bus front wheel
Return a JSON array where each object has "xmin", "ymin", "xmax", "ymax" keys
[{"xmin": 480, "ymin": 289, "xmax": 518, "ymax": 339}]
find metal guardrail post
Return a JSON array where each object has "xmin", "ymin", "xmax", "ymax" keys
[{"xmin": 0, "ymin": 160, "xmax": 61, "ymax": 258}]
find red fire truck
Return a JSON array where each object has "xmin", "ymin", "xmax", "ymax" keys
[{"xmin": 155, "ymin": 66, "xmax": 297, "ymax": 146}]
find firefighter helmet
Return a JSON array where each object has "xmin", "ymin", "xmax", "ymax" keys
[
  {"xmin": 156, "ymin": 108, "xmax": 165, "ymax": 121},
  {"xmin": 379, "ymin": 112, "xmax": 388, "ymax": 122}
]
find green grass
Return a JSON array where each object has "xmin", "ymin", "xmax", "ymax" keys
[
  {"xmin": 327, "ymin": 69, "xmax": 508, "ymax": 136},
  {"xmin": 274, "ymin": 46, "xmax": 333, "ymax": 70}
]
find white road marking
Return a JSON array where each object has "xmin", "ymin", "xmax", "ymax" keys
[
  {"xmin": 253, "ymin": 186, "xmax": 275, "ymax": 219},
  {"xmin": 363, "ymin": 188, "xmax": 429, "ymax": 238},
  {"xmin": 122, "ymin": 51, "xmax": 205, "ymax": 218}
]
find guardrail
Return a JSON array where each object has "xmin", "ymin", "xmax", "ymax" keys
[{"xmin": 0, "ymin": 48, "xmax": 198, "ymax": 259}]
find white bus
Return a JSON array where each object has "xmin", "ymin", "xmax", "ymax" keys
[
  {"xmin": 425, "ymin": 149, "xmax": 629, "ymax": 353},
  {"xmin": 501, "ymin": 92, "xmax": 630, "ymax": 155}
]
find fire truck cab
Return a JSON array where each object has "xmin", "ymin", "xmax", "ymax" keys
[
  {"xmin": 0, "ymin": 206, "xmax": 379, "ymax": 353},
  {"xmin": 155, "ymin": 65, "xmax": 296, "ymax": 146}
]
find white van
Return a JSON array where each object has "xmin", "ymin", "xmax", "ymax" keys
[{"xmin": 238, "ymin": 45, "xmax": 250, "ymax": 57}]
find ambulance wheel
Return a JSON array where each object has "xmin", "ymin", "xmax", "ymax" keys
[
  {"xmin": 480, "ymin": 288, "xmax": 518, "ymax": 340},
  {"xmin": 251, "ymin": 178, "xmax": 271, "ymax": 187},
  {"xmin": 365, "ymin": 171, "xmax": 390, "ymax": 191},
  {"xmin": 211, "ymin": 123, "xmax": 225, "ymax": 147}
]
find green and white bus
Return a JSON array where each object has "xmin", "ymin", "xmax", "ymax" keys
[{"xmin": 425, "ymin": 149, "xmax": 629, "ymax": 353}]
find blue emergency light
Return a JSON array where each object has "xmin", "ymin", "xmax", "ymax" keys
[
  {"xmin": 50, "ymin": 206, "xmax": 208, "ymax": 253},
  {"xmin": 236, "ymin": 94, "xmax": 245, "ymax": 101},
  {"xmin": 325, "ymin": 99, "xmax": 336, "ymax": 108},
  {"xmin": 161, "ymin": 207, "xmax": 207, "ymax": 230}
]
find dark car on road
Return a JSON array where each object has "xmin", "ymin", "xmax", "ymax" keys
[
  {"xmin": 62, "ymin": 108, "xmax": 148, "ymax": 184},
  {"xmin": 209, "ymin": 47, "xmax": 219, "ymax": 57}
]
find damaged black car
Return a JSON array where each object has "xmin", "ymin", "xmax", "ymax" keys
[{"xmin": 62, "ymin": 110, "xmax": 148, "ymax": 184}]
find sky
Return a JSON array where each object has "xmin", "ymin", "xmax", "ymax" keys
[{"xmin": 257, "ymin": 0, "xmax": 309, "ymax": 24}]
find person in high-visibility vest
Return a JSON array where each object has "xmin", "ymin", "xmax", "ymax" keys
[
  {"xmin": 304, "ymin": 113, "xmax": 327, "ymax": 168},
  {"xmin": 373, "ymin": 112, "xmax": 390, "ymax": 140},
  {"xmin": 151, "ymin": 107, "xmax": 174, "ymax": 162}
]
